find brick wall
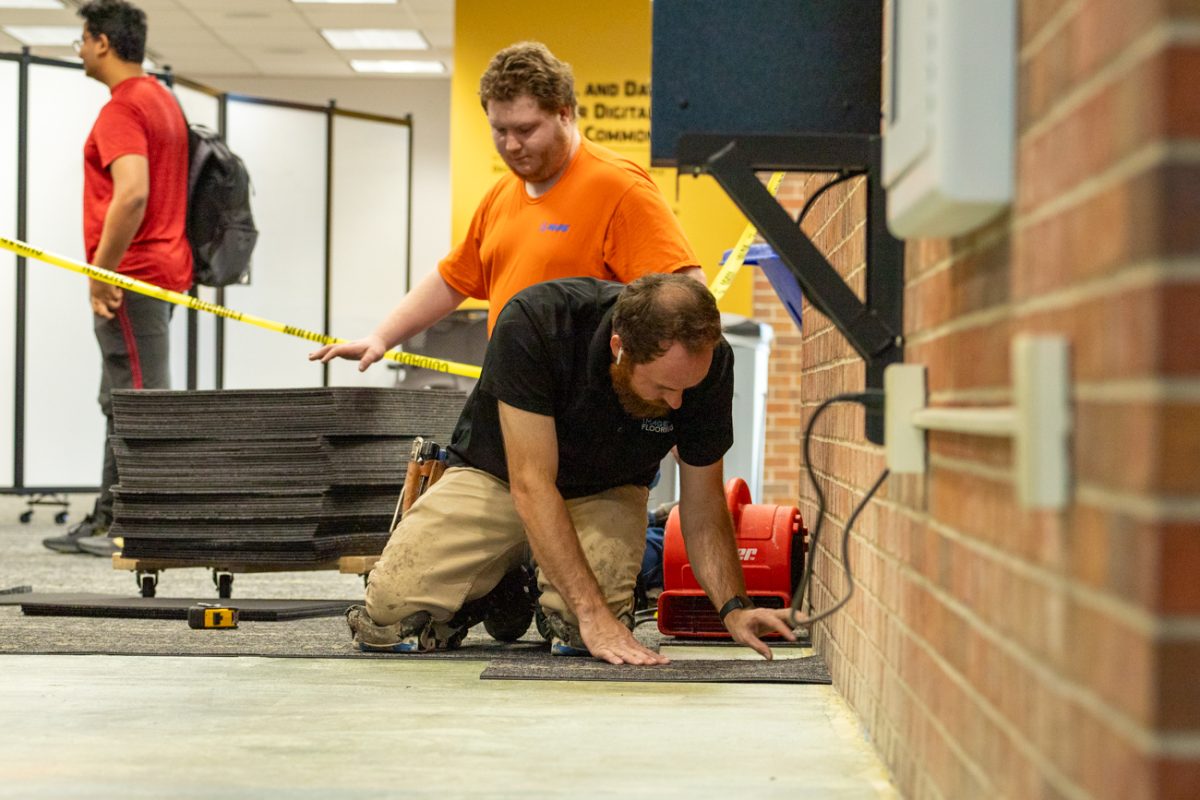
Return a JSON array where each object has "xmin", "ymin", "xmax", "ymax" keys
[{"xmin": 753, "ymin": 2, "xmax": 1200, "ymax": 797}]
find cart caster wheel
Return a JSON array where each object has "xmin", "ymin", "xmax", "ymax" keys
[
  {"xmin": 19, "ymin": 510, "xmax": 33, "ymax": 524},
  {"xmin": 215, "ymin": 572, "xmax": 233, "ymax": 599},
  {"xmin": 139, "ymin": 574, "xmax": 157, "ymax": 598},
  {"xmin": 54, "ymin": 511, "xmax": 69, "ymax": 524}
]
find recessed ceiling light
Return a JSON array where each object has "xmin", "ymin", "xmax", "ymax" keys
[
  {"xmin": 350, "ymin": 59, "xmax": 445, "ymax": 75},
  {"xmin": 321, "ymin": 28, "xmax": 428, "ymax": 50},
  {"xmin": 1, "ymin": 25, "xmax": 79, "ymax": 46},
  {"xmin": 0, "ymin": 1, "xmax": 65, "ymax": 10}
]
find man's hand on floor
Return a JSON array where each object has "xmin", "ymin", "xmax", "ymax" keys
[
  {"xmin": 724, "ymin": 607, "xmax": 802, "ymax": 660},
  {"xmin": 580, "ymin": 614, "xmax": 670, "ymax": 666}
]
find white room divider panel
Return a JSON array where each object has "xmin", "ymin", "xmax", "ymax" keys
[
  {"xmin": 327, "ymin": 113, "xmax": 411, "ymax": 388},
  {"xmin": 5, "ymin": 65, "xmax": 415, "ymax": 491},
  {"xmin": 167, "ymin": 82, "xmax": 221, "ymax": 393},
  {"xmin": 23, "ymin": 64, "xmax": 110, "ymax": 488},
  {"xmin": 0, "ymin": 59, "xmax": 17, "ymax": 488},
  {"xmin": 222, "ymin": 99, "xmax": 327, "ymax": 390}
]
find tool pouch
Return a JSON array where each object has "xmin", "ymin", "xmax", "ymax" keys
[{"xmin": 390, "ymin": 437, "xmax": 448, "ymax": 531}]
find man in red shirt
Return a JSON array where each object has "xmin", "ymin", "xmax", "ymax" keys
[{"xmin": 43, "ymin": 0, "xmax": 192, "ymax": 556}]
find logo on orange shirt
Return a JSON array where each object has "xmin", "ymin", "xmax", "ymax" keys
[{"xmin": 539, "ymin": 222, "xmax": 570, "ymax": 233}]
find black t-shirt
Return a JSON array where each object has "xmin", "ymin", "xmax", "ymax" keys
[{"xmin": 446, "ymin": 277, "xmax": 734, "ymax": 499}]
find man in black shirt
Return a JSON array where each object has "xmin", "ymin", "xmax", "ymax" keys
[{"xmin": 350, "ymin": 274, "xmax": 799, "ymax": 664}]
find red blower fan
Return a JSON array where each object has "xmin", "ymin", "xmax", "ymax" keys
[{"xmin": 657, "ymin": 477, "xmax": 806, "ymax": 638}]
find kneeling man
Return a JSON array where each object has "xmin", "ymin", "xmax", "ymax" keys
[{"xmin": 349, "ymin": 273, "xmax": 798, "ymax": 664}]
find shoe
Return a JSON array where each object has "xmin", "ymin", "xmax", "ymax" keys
[
  {"xmin": 550, "ymin": 637, "xmax": 591, "ymax": 657},
  {"xmin": 346, "ymin": 606, "xmax": 438, "ymax": 653},
  {"xmin": 41, "ymin": 515, "xmax": 109, "ymax": 554},
  {"xmin": 77, "ymin": 535, "xmax": 123, "ymax": 558},
  {"xmin": 541, "ymin": 610, "xmax": 593, "ymax": 657}
]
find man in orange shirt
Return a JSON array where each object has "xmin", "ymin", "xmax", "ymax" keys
[{"xmin": 310, "ymin": 40, "xmax": 703, "ymax": 368}]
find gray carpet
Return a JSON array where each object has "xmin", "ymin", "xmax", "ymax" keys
[
  {"xmin": 0, "ymin": 611, "xmax": 544, "ymax": 660},
  {"xmin": 0, "ymin": 613, "xmax": 830, "ymax": 683},
  {"xmin": 0, "ymin": 495, "xmax": 829, "ymax": 682},
  {"xmin": 481, "ymin": 654, "xmax": 832, "ymax": 684}
]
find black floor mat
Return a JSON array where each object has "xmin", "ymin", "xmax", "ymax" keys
[{"xmin": 16, "ymin": 593, "xmax": 358, "ymax": 621}]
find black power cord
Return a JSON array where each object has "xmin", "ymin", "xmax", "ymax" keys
[
  {"xmin": 796, "ymin": 170, "xmax": 867, "ymax": 227},
  {"xmin": 790, "ymin": 390, "xmax": 888, "ymax": 629}
]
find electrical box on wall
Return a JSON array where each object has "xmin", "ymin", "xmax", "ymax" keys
[{"xmin": 882, "ymin": 0, "xmax": 1016, "ymax": 238}]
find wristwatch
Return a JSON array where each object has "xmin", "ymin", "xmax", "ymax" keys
[{"xmin": 718, "ymin": 595, "xmax": 753, "ymax": 620}]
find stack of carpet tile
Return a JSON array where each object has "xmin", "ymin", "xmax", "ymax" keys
[{"xmin": 108, "ymin": 387, "xmax": 465, "ymax": 565}]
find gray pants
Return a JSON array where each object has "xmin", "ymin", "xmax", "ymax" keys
[{"xmin": 93, "ymin": 292, "xmax": 173, "ymax": 523}]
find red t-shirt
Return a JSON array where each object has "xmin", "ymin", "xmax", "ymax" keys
[{"xmin": 83, "ymin": 75, "xmax": 192, "ymax": 291}]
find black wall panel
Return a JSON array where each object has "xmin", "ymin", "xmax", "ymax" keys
[{"xmin": 651, "ymin": 0, "xmax": 883, "ymax": 165}]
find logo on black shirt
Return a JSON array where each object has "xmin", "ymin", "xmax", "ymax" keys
[{"xmin": 640, "ymin": 419, "xmax": 674, "ymax": 434}]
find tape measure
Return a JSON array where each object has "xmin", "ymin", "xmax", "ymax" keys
[
  {"xmin": 0, "ymin": 236, "xmax": 482, "ymax": 380},
  {"xmin": 188, "ymin": 603, "xmax": 239, "ymax": 629},
  {"xmin": 6, "ymin": 179, "xmax": 785, "ymax": 374}
]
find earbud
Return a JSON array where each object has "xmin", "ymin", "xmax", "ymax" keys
[{"xmin": 616, "ymin": 347, "xmax": 623, "ymax": 365}]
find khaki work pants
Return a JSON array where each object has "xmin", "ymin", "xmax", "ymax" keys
[{"xmin": 365, "ymin": 467, "xmax": 649, "ymax": 629}]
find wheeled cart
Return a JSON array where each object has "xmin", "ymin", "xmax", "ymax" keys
[{"xmin": 111, "ymin": 554, "xmax": 382, "ymax": 598}]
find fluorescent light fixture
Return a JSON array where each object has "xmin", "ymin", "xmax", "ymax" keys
[
  {"xmin": 0, "ymin": 1, "xmax": 65, "ymax": 9},
  {"xmin": 350, "ymin": 59, "xmax": 445, "ymax": 75},
  {"xmin": 1, "ymin": 25, "xmax": 79, "ymax": 45},
  {"xmin": 321, "ymin": 28, "xmax": 428, "ymax": 50}
]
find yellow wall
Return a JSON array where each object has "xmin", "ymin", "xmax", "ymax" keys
[{"xmin": 451, "ymin": 0, "xmax": 753, "ymax": 316}]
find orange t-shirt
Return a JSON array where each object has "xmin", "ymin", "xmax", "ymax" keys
[{"xmin": 438, "ymin": 138, "xmax": 698, "ymax": 333}]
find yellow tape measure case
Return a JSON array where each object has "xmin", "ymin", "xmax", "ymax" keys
[{"xmin": 187, "ymin": 604, "xmax": 239, "ymax": 629}]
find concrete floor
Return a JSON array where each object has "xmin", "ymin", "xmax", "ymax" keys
[{"xmin": 0, "ymin": 495, "xmax": 897, "ymax": 798}]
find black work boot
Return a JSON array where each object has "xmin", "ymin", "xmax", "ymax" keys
[
  {"xmin": 448, "ymin": 563, "xmax": 538, "ymax": 643},
  {"xmin": 42, "ymin": 515, "xmax": 110, "ymax": 554}
]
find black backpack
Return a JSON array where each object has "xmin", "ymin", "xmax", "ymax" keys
[{"xmin": 185, "ymin": 124, "xmax": 258, "ymax": 287}]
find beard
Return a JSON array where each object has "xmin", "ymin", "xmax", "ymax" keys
[{"xmin": 609, "ymin": 359, "xmax": 671, "ymax": 419}]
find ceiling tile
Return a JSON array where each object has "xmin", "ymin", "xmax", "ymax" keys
[{"xmin": 0, "ymin": 0, "xmax": 454, "ymax": 80}]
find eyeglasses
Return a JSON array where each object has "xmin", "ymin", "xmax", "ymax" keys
[{"xmin": 71, "ymin": 39, "xmax": 82, "ymax": 54}]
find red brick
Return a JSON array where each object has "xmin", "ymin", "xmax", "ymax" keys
[
  {"xmin": 1158, "ymin": 639, "xmax": 1200, "ymax": 730},
  {"xmin": 1155, "ymin": 756, "xmax": 1200, "ymax": 799},
  {"xmin": 1017, "ymin": 48, "xmax": 1176, "ymax": 215},
  {"xmin": 1159, "ymin": 523, "xmax": 1200, "ymax": 613},
  {"xmin": 1018, "ymin": 282, "xmax": 1163, "ymax": 383},
  {"xmin": 1162, "ymin": 283, "xmax": 1200, "ymax": 375},
  {"xmin": 1166, "ymin": 47, "xmax": 1200, "ymax": 136},
  {"xmin": 1074, "ymin": 402, "xmax": 1159, "ymax": 493},
  {"xmin": 1066, "ymin": 600, "xmax": 1157, "ymax": 726},
  {"xmin": 1068, "ymin": 506, "xmax": 1162, "ymax": 612}
]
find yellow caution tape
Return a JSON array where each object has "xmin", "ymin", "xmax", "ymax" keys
[
  {"xmin": 0, "ymin": 236, "xmax": 482, "ymax": 380},
  {"xmin": 708, "ymin": 171, "xmax": 786, "ymax": 302}
]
